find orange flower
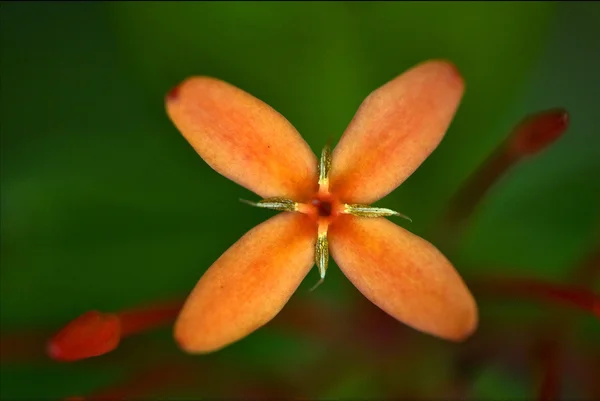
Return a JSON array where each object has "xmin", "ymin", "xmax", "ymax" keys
[{"xmin": 166, "ymin": 60, "xmax": 477, "ymax": 354}]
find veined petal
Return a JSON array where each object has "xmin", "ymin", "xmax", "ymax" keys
[
  {"xmin": 330, "ymin": 60, "xmax": 464, "ymax": 203},
  {"xmin": 174, "ymin": 213, "xmax": 316, "ymax": 353},
  {"xmin": 329, "ymin": 215, "xmax": 477, "ymax": 341},
  {"xmin": 166, "ymin": 77, "xmax": 318, "ymax": 200}
]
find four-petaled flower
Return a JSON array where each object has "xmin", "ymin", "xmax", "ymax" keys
[{"xmin": 165, "ymin": 60, "xmax": 478, "ymax": 354}]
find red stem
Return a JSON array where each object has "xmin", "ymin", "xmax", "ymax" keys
[
  {"xmin": 0, "ymin": 330, "xmax": 49, "ymax": 363},
  {"xmin": 476, "ymin": 277, "xmax": 600, "ymax": 318},
  {"xmin": 66, "ymin": 362, "xmax": 198, "ymax": 400},
  {"xmin": 435, "ymin": 108, "xmax": 569, "ymax": 250},
  {"xmin": 536, "ymin": 335, "xmax": 563, "ymax": 401},
  {"xmin": 573, "ymin": 246, "xmax": 600, "ymax": 285},
  {"xmin": 117, "ymin": 299, "xmax": 183, "ymax": 337},
  {"xmin": 47, "ymin": 298, "xmax": 184, "ymax": 362},
  {"xmin": 443, "ymin": 149, "xmax": 518, "ymax": 231}
]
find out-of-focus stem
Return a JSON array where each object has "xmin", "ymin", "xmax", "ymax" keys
[
  {"xmin": 64, "ymin": 362, "xmax": 198, "ymax": 401},
  {"xmin": 476, "ymin": 243, "xmax": 599, "ymax": 400},
  {"xmin": 447, "ymin": 326, "xmax": 533, "ymax": 399},
  {"xmin": 117, "ymin": 299, "xmax": 182, "ymax": 337},
  {"xmin": 475, "ymin": 277, "xmax": 599, "ymax": 318},
  {"xmin": 271, "ymin": 294, "xmax": 412, "ymax": 361},
  {"xmin": 440, "ymin": 148, "xmax": 518, "ymax": 242},
  {"xmin": 530, "ymin": 241, "xmax": 600, "ymax": 401},
  {"xmin": 435, "ymin": 108, "xmax": 569, "ymax": 250},
  {"xmin": 573, "ymin": 245, "xmax": 600, "ymax": 286},
  {"xmin": 534, "ymin": 330, "xmax": 564, "ymax": 401},
  {"xmin": 0, "ymin": 330, "xmax": 50, "ymax": 363},
  {"xmin": 65, "ymin": 358, "xmax": 301, "ymax": 400},
  {"xmin": 269, "ymin": 296, "xmax": 340, "ymax": 343},
  {"xmin": 575, "ymin": 350, "xmax": 600, "ymax": 399}
]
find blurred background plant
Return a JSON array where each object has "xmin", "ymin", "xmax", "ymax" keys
[{"xmin": 1, "ymin": 1, "xmax": 599, "ymax": 399}]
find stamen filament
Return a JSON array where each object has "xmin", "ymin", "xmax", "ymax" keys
[
  {"xmin": 240, "ymin": 197, "xmax": 298, "ymax": 212},
  {"xmin": 343, "ymin": 204, "xmax": 412, "ymax": 221},
  {"xmin": 310, "ymin": 223, "xmax": 329, "ymax": 292},
  {"xmin": 318, "ymin": 144, "xmax": 332, "ymax": 192}
]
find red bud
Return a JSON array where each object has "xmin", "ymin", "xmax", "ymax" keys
[
  {"xmin": 47, "ymin": 311, "xmax": 121, "ymax": 362},
  {"xmin": 510, "ymin": 108, "xmax": 569, "ymax": 156}
]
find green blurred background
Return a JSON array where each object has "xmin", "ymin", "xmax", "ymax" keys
[{"xmin": 1, "ymin": 1, "xmax": 599, "ymax": 399}]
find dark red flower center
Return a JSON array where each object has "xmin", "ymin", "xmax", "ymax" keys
[{"xmin": 312, "ymin": 199, "xmax": 332, "ymax": 217}]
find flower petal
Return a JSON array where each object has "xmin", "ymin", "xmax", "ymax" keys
[
  {"xmin": 329, "ymin": 215, "xmax": 477, "ymax": 341},
  {"xmin": 166, "ymin": 77, "xmax": 318, "ymax": 200},
  {"xmin": 330, "ymin": 60, "xmax": 465, "ymax": 203},
  {"xmin": 174, "ymin": 212, "xmax": 316, "ymax": 353}
]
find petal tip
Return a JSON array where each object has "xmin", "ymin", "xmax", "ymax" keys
[
  {"xmin": 166, "ymin": 83, "xmax": 180, "ymax": 102},
  {"xmin": 447, "ymin": 296, "xmax": 479, "ymax": 343},
  {"xmin": 418, "ymin": 59, "xmax": 464, "ymax": 85},
  {"xmin": 165, "ymin": 77, "xmax": 206, "ymax": 105},
  {"xmin": 173, "ymin": 321, "xmax": 198, "ymax": 354},
  {"xmin": 440, "ymin": 59, "xmax": 463, "ymax": 79},
  {"xmin": 173, "ymin": 321, "xmax": 220, "ymax": 355}
]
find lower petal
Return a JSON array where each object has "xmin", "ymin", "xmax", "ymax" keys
[
  {"xmin": 174, "ymin": 213, "xmax": 316, "ymax": 353},
  {"xmin": 329, "ymin": 215, "xmax": 477, "ymax": 341}
]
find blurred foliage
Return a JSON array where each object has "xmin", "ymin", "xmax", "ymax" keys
[{"xmin": 1, "ymin": 1, "xmax": 599, "ymax": 399}]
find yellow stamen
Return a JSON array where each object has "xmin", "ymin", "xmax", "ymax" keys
[
  {"xmin": 343, "ymin": 204, "xmax": 412, "ymax": 221},
  {"xmin": 318, "ymin": 144, "xmax": 332, "ymax": 192},
  {"xmin": 310, "ymin": 224, "xmax": 329, "ymax": 292},
  {"xmin": 239, "ymin": 197, "xmax": 298, "ymax": 212}
]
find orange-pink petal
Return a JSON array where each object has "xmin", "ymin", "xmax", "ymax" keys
[
  {"xmin": 174, "ymin": 213, "xmax": 316, "ymax": 353},
  {"xmin": 329, "ymin": 215, "xmax": 477, "ymax": 341},
  {"xmin": 330, "ymin": 60, "xmax": 465, "ymax": 203},
  {"xmin": 166, "ymin": 77, "xmax": 318, "ymax": 200}
]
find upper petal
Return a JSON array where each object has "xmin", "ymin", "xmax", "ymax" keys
[
  {"xmin": 166, "ymin": 77, "xmax": 318, "ymax": 200},
  {"xmin": 174, "ymin": 212, "xmax": 316, "ymax": 353},
  {"xmin": 329, "ymin": 215, "xmax": 477, "ymax": 341},
  {"xmin": 329, "ymin": 60, "xmax": 464, "ymax": 203}
]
